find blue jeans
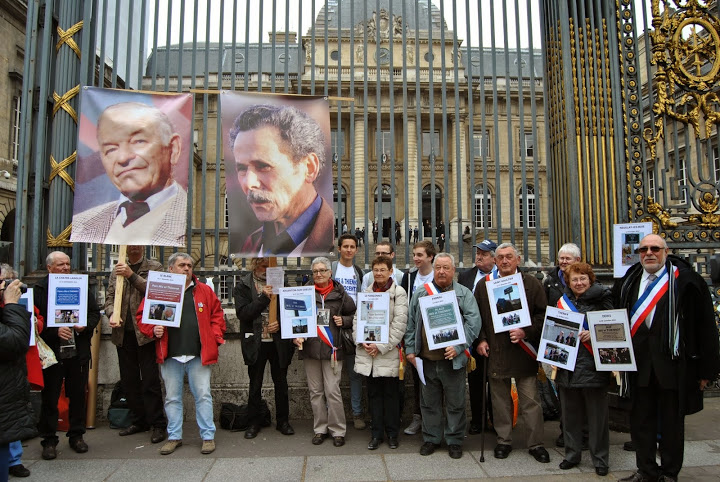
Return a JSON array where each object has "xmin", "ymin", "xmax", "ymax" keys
[
  {"xmin": 160, "ymin": 357, "xmax": 215, "ymax": 441},
  {"xmin": 8, "ymin": 440, "xmax": 22, "ymax": 466},
  {"xmin": 345, "ymin": 354, "xmax": 364, "ymax": 416}
]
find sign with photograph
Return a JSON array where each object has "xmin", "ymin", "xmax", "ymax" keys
[
  {"xmin": 47, "ymin": 274, "xmax": 89, "ymax": 328},
  {"xmin": 279, "ymin": 286, "xmax": 317, "ymax": 339},
  {"xmin": 140, "ymin": 271, "xmax": 187, "ymax": 327},
  {"xmin": 19, "ymin": 289, "xmax": 35, "ymax": 346},
  {"xmin": 265, "ymin": 267, "xmax": 285, "ymax": 294},
  {"xmin": 418, "ymin": 290, "xmax": 467, "ymax": 350},
  {"xmin": 355, "ymin": 292, "xmax": 390, "ymax": 344},
  {"xmin": 613, "ymin": 222, "xmax": 653, "ymax": 278},
  {"xmin": 485, "ymin": 273, "xmax": 532, "ymax": 333},
  {"xmin": 586, "ymin": 309, "xmax": 637, "ymax": 372},
  {"xmin": 537, "ymin": 307, "xmax": 584, "ymax": 370}
]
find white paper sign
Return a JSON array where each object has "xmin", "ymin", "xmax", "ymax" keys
[
  {"xmin": 19, "ymin": 288, "xmax": 35, "ymax": 346},
  {"xmin": 265, "ymin": 267, "xmax": 285, "ymax": 295},
  {"xmin": 485, "ymin": 273, "xmax": 532, "ymax": 333},
  {"xmin": 279, "ymin": 286, "xmax": 317, "ymax": 339},
  {"xmin": 418, "ymin": 290, "xmax": 467, "ymax": 350},
  {"xmin": 587, "ymin": 309, "xmax": 637, "ymax": 372},
  {"xmin": 141, "ymin": 271, "xmax": 187, "ymax": 327},
  {"xmin": 47, "ymin": 274, "xmax": 89, "ymax": 328},
  {"xmin": 355, "ymin": 292, "xmax": 390, "ymax": 344},
  {"xmin": 538, "ymin": 306, "xmax": 584, "ymax": 371},
  {"xmin": 613, "ymin": 222, "xmax": 653, "ymax": 278}
]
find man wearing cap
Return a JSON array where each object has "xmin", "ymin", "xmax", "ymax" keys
[{"xmin": 458, "ymin": 239, "xmax": 497, "ymax": 434}]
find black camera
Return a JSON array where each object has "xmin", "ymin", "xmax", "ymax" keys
[{"xmin": 1, "ymin": 279, "xmax": 28, "ymax": 294}]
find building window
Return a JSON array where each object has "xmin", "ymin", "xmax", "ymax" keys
[
  {"xmin": 472, "ymin": 131, "xmax": 490, "ymax": 158},
  {"xmin": 376, "ymin": 130, "xmax": 392, "ymax": 161},
  {"xmin": 677, "ymin": 157, "xmax": 688, "ymax": 203},
  {"xmin": 331, "ymin": 129, "xmax": 345, "ymax": 159},
  {"xmin": 522, "ymin": 131, "xmax": 534, "ymax": 157},
  {"xmin": 519, "ymin": 184, "xmax": 536, "ymax": 228},
  {"xmin": 422, "ymin": 131, "xmax": 440, "ymax": 158},
  {"xmin": 713, "ymin": 147, "xmax": 720, "ymax": 183},
  {"xmin": 474, "ymin": 184, "xmax": 492, "ymax": 228},
  {"xmin": 11, "ymin": 95, "xmax": 21, "ymax": 165},
  {"xmin": 648, "ymin": 168, "xmax": 656, "ymax": 201},
  {"xmin": 224, "ymin": 193, "xmax": 229, "ymax": 229}
]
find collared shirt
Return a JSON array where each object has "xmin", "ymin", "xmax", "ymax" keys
[
  {"xmin": 638, "ymin": 270, "xmax": 658, "ymax": 327},
  {"xmin": 472, "ymin": 269, "xmax": 490, "ymax": 293},
  {"xmin": 260, "ymin": 194, "xmax": 322, "ymax": 255},
  {"xmin": 116, "ymin": 182, "xmax": 179, "ymax": 225},
  {"xmin": 285, "ymin": 194, "xmax": 322, "ymax": 246}
]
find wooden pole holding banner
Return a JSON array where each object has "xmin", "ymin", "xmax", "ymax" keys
[{"xmin": 87, "ymin": 245, "xmax": 126, "ymax": 427}]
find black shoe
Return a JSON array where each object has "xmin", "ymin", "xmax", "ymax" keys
[
  {"xmin": 119, "ymin": 424, "xmax": 149, "ymax": 437},
  {"xmin": 618, "ymin": 472, "xmax": 652, "ymax": 482},
  {"xmin": 448, "ymin": 444, "xmax": 463, "ymax": 459},
  {"xmin": 468, "ymin": 423, "xmax": 482, "ymax": 435},
  {"xmin": 367, "ymin": 437, "xmax": 382, "ymax": 450},
  {"xmin": 69, "ymin": 437, "xmax": 89, "ymax": 454},
  {"xmin": 623, "ymin": 440, "xmax": 636, "ymax": 452},
  {"xmin": 332, "ymin": 436, "xmax": 345, "ymax": 447},
  {"xmin": 657, "ymin": 476, "xmax": 677, "ymax": 482},
  {"xmin": 419, "ymin": 442, "xmax": 440, "ymax": 456},
  {"xmin": 528, "ymin": 446, "xmax": 550, "ymax": 463},
  {"xmin": 276, "ymin": 422, "xmax": 295, "ymax": 436},
  {"xmin": 387, "ymin": 437, "xmax": 399, "ymax": 449},
  {"xmin": 244, "ymin": 425, "xmax": 261, "ymax": 439},
  {"xmin": 595, "ymin": 466, "xmax": 609, "ymax": 476},
  {"xmin": 151, "ymin": 427, "xmax": 166, "ymax": 444},
  {"xmin": 41, "ymin": 444, "xmax": 57, "ymax": 460},
  {"xmin": 8, "ymin": 464, "xmax": 31, "ymax": 477},
  {"xmin": 559, "ymin": 460, "xmax": 578, "ymax": 470},
  {"xmin": 312, "ymin": 433, "xmax": 327, "ymax": 445},
  {"xmin": 555, "ymin": 433, "xmax": 565, "ymax": 447},
  {"xmin": 493, "ymin": 444, "xmax": 512, "ymax": 459}
]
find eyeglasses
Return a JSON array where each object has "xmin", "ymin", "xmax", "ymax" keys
[
  {"xmin": 638, "ymin": 246, "xmax": 663, "ymax": 254},
  {"xmin": 311, "ymin": 268, "xmax": 330, "ymax": 275},
  {"xmin": 375, "ymin": 251, "xmax": 391, "ymax": 256},
  {"xmin": 570, "ymin": 275, "xmax": 589, "ymax": 283},
  {"xmin": 372, "ymin": 268, "xmax": 390, "ymax": 273}
]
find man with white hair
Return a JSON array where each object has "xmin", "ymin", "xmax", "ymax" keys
[{"xmin": 543, "ymin": 243, "xmax": 581, "ymax": 307}]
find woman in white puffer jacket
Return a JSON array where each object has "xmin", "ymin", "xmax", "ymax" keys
[{"xmin": 353, "ymin": 255, "xmax": 408, "ymax": 451}]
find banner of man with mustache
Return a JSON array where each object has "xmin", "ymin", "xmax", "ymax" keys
[{"xmin": 221, "ymin": 92, "xmax": 334, "ymax": 257}]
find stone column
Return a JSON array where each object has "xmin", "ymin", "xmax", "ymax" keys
[
  {"xmin": 449, "ymin": 116, "xmax": 469, "ymax": 242},
  {"xmin": 406, "ymin": 118, "xmax": 419, "ymax": 230},
  {"xmin": 353, "ymin": 116, "xmax": 367, "ymax": 227}
]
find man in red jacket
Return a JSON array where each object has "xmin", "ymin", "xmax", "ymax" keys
[{"xmin": 138, "ymin": 252, "xmax": 225, "ymax": 456}]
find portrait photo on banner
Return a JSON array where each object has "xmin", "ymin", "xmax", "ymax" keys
[
  {"xmin": 221, "ymin": 91, "xmax": 334, "ymax": 258},
  {"xmin": 70, "ymin": 87, "xmax": 192, "ymax": 247}
]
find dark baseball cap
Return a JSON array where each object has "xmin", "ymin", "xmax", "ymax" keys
[{"xmin": 473, "ymin": 240, "xmax": 497, "ymax": 252}]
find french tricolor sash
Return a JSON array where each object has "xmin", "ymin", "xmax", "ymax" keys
[
  {"xmin": 629, "ymin": 266, "xmax": 679, "ymax": 337},
  {"xmin": 423, "ymin": 282, "xmax": 473, "ymax": 361},
  {"xmin": 557, "ymin": 294, "xmax": 592, "ymax": 354},
  {"xmin": 485, "ymin": 268, "xmax": 500, "ymax": 281},
  {"xmin": 317, "ymin": 324, "xmax": 337, "ymax": 364}
]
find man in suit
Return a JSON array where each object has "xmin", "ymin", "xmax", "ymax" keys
[
  {"xmin": 457, "ymin": 239, "xmax": 497, "ymax": 434},
  {"xmin": 615, "ymin": 234, "xmax": 719, "ymax": 482},
  {"xmin": 71, "ymin": 102, "xmax": 187, "ymax": 246},
  {"xmin": 229, "ymin": 104, "xmax": 333, "ymax": 257}
]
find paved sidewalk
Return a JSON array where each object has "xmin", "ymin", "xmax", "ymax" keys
[{"xmin": 14, "ymin": 397, "xmax": 720, "ymax": 481}]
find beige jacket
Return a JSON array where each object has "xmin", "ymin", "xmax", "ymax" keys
[{"xmin": 353, "ymin": 281, "xmax": 408, "ymax": 378}]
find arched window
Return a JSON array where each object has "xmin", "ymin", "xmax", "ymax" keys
[
  {"xmin": 519, "ymin": 184, "xmax": 536, "ymax": 228},
  {"xmin": 474, "ymin": 184, "xmax": 492, "ymax": 228},
  {"xmin": 224, "ymin": 193, "xmax": 229, "ymax": 229}
]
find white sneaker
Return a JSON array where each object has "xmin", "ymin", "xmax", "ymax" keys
[{"xmin": 404, "ymin": 414, "xmax": 422, "ymax": 435}]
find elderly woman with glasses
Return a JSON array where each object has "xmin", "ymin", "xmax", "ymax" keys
[
  {"xmin": 294, "ymin": 257, "xmax": 356, "ymax": 447},
  {"xmin": 353, "ymin": 255, "xmax": 408, "ymax": 450},
  {"xmin": 556, "ymin": 262, "xmax": 613, "ymax": 476}
]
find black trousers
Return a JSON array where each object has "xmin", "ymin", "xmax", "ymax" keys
[
  {"xmin": 631, "ymin": 370, "xmax": 684, "ymax": 479},
  {"xmin": 467, "ymin": 353, "xmax": 493, "ymax": 428},
  {"xmin": 247, "ymin": 342, "xmax": 289, "ymax": 426},
  {"xmin": 117, "ymin": 332, "xmax": 166, "ymax": 429},
  {"xmin": 367, "ymin": 375, "xmax": 400, "ymax": 439},
  {"xmin": 39, "ymin": 357, "xmax": 89, "ymax": 445}
]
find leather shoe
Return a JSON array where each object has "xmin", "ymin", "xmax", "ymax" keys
[
  {"xmin": 448, "ymin": 444, "xmax": 463, "ymax": 459},
  {"xmin": 332, "ymin": 436, "xmax": 345, "ymax": 447},
  {"xmin": 276, "ymin": 422, "xmax": 294, "ymax": 436},
  {"xmin": 559, "ymin": 460, "xmax": 578, "ymax": 470},
  {"xmin": 367, "ymin": 437, "xmax": 382, "ymax": 450},
  {"xmin": 528, "ymin": 446, "xmax": 550, "ymax": 463},
  {"xmin": 468, "ymin": 423, "xmax": 482, "ymax": 435},
  {"xmin": 119, "ymin": 424, "xmax": 149, "ymax": 437},
  {"xmin": 493, "ymin": 444, "xmax": 512, "ymax": 459},
  {"xmin": 419, "ymin": 442, "xmax": 440, "ymax": 456},
  {"xmin": 9, "ymin": 464, "xmax": 31, "ymax": 477},
  {"xmin": 312, "ymin": 433, "xmax": 327, "ymax": 445},
  {"xmin": 387, "ymin": 437, "xmax": 399, "ymax": 449},
  {"xmin": 595, "ymin": 466, "xmax": 609, "ymax": 476},
  {"xmin": 41, "ymin": 444, "xmax": 57, "ymax": 460},
  {"xmin": 618, "ymin": 471, "xmax": 652, "ymax": 482},
  {"xmin": 623, "ymin": 440, "xmax": 636, "ymax": 452},
  {"xmin": 244, "ymin": 425, "xmax": 261, "ymax": 439},
  {"xmin": 69, "ymin": 437, "xmax": 89, "ymax": 454},
  {"xmin": 657, "ymin": 476, "xmax": 677, "ymax": 482},
  {"xmin": 151, "ymin": 427, "xmax": 166, "ymax": 444}
]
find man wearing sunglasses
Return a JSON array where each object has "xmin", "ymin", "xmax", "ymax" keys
[{"xmin": 615, "ymin": 234, "xmax": 719, "ymax": 482}]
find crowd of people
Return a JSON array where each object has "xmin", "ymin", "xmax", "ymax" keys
[{"xmin": 1, "ymin": 232, "xmax": 719, "ymax": 482}]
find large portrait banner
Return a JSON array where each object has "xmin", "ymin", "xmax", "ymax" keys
[
  {"xmin": 70, "ymin": 87, "xmax": 192, "ymax": 247},
  {"xmin": 221, "ymin": 91, "xmax": 334, "ymax": 258}
]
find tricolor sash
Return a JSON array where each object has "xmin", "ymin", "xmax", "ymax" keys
[
  {"xmin": 317, "ymin": 324, "xmax": 337, "ymax": 364},
  {"xmin": 485, "ymin": 268, "xmax": 500, "ymax": 281},
  {"xmin": 557, "ymin": 294, "xmax": 592, "ymax": 354},
  {"xmin": 629, "ymin": 266, "xmax": 679, "ymax": 337}
]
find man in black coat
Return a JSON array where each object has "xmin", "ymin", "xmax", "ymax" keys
[
  {"xmin": 35, "ymin": 251, "xmax": 101, "ymax": 460},
  {"xmin": 615, "ymin": 234, "xmax": 719, "ymax": 482},
  {"xmin": 457, "ymin": 239, "xmax": 497, "ymax": 434}
]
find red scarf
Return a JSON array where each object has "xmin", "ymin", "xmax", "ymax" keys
[
  {"xmin": 315, "ymin": 279, "xmax": 334, "ymax": 298},
  {"xmin": 373, "ymin": 278, "xmax": 393, "ymax": 292}
]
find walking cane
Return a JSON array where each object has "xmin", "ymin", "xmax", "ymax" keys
[{"xmin": 479, "ymin": 355, "xmax": 489, "ymax": 462}]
